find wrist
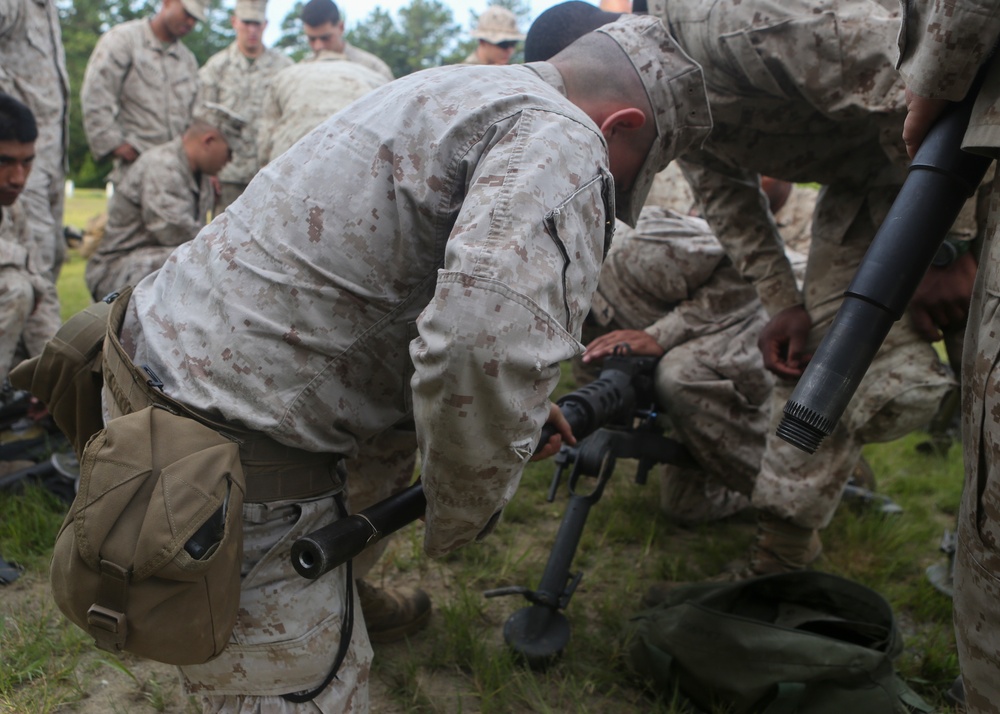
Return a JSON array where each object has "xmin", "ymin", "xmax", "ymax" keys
[{"xmin": 931, "ymin": 238, "xmax": 970, "ymax": 268}]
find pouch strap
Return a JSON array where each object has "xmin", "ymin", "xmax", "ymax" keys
[
  {"xmin": 87, "ymin": 559, "xmax": 131, "ymax": 653},
  {"xmin": 102, "ymin": 287, "xmax": 343, "ymax": 503}
]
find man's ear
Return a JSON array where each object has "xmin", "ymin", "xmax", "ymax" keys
[{"xmin": 599, "ymin": 108, "xmax": 647, "ymax": 141}]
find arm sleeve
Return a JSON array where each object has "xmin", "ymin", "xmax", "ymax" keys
[
  {"xmin": 679, "ymin": 153, "xmax": 801, "ymax": 316},
  {"xmin": 897, "ymin": 0, "xmax": 1000, "ymax": 101},
  {"xmin": 412, "ymin": 110, "xmax": 611, "ymax": 557},
  {"xmin": 140, "ymin": 169, "xmax": 204, "ymax": 246},
  {"xmin": 257, "ymin": 84, "xmax": 280, "ymax": 167},
  {"xmin": 196, "ymin": 59, "xmax": 222, "ymax": 106},
  {"xmin": 81, "ymin": 31, "xmax": 131, "ymax": 161}
]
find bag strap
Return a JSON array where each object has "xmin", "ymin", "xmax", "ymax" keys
[{"xmin": 281, "ymin": 493, "xmax": 355, "ymax": 703}]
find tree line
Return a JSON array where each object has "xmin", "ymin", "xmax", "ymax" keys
[{"xmin": 59, "ymin": 0, "xmax": 529, "ymax": 187}]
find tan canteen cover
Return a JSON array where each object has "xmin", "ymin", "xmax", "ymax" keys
[{"xmin": 50, "ymin": 405, "xmax": 245, "ymax": 665}]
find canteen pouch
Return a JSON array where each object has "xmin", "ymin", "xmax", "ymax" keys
[
  {"xmin": 9, "ymin": 294, "xmax": 119, "ymax": 457},
  {"xmin": 50, "ymin": 404, "xmax": 246, "ymax": 665}
]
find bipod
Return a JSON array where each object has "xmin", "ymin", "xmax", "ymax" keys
[{"xmin": 484, "ymin": 410, "xmax": 690, "ymax": 668}]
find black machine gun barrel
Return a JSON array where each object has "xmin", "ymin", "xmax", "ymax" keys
[
  {"xmin": 776, "ymin": 84, "xmax": 993, "ymax": 454},
  {"xmin": 290, "ymin": 353, "xmax": 653, "ymax": 580}
]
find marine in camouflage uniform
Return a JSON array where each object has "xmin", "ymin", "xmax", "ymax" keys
[
  {"xmin": 81, "ymin": 0, "xmax": 203, "ymax": 185},
  {"xmin": 85, "ymin": 104, "xmax": 244, "ymax": 301},
  {"xmin": 897, "ymin": 2, "xmax": 1000, "ymax": 710},
  {"xmin": 196, "ymin": 0, "xmax": 293, "ymax": 211},
  {"xmin": 103, "ymin": 17, "xmax": 711, "ymax": 711},
  {"xmin": 256, "ymin": 50, "xmax": 388, "ymax": 165},
  {"xmin": 0, "ymin": 0, "xmax": 69, "ymax": 291},
  {"xmin": 300, "ymin": 0, "xmax": 394, "ymax": 81},
  {"xmin": 647, "ymin": 0, "xmax": 963, "ymax": 570},
  {"xmin": 584, "ymin": 207, "xmax": 773, "ymax": 522}
]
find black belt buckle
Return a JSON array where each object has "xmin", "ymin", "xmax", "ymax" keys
[{"xmin": 142, "ymin": 365, "xmax": 164, "ymax": 391}]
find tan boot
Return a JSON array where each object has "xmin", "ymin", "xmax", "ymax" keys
[
  {"xmin": 659, "ymin": 466, "xmax": 752, "ymax": 527},
  {"xmin": 356, "ymin": 579, "xmax": 432, "ymax": 643},
  {"xmin": 748, "ymin": 511, "xmax": 823, "ymax": 576}
]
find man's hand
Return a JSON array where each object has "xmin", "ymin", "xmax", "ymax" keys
[
  {"xmin": 759, "ymin": 304, "xmax": 812, "ymax": 378},
  {"xmin": 903, "ymin": 89, "xmax": 949, "ymax": 159},
  {"xmin": 210, "ymin": 175, "xmax": 222, "ymax": 199},
  {"xmin": 582, "ymin": 329, "xmax": 664, "ymax": 363},
  {"xmin": 111, "ymin": 143, "xmax": 139, "ymax": 163},
  {"xmin": 531, "ymin": 402, "xmax": 576, "ymax": 461},
  {"xmin": 908, "ymin": 251, "xmax": 977, "ymax": 341}
]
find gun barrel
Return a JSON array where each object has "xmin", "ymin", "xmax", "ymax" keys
[
  {"xmin": 777, "ymin": 87, "xmax": 992, "ymax": 454},
  {"xmin": 291, "ymin": 355, "xmax": 658, "ymax": 579}
]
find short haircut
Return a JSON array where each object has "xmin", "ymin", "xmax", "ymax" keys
[
  {"xmin": 0, "ymin": 92, "xmax": 37, "ymax": 144},
  {"xmin": 524, "ymin": 1, "xmax": 621, "ymax": 63},
  {"xmin": 301, "ymin": 0, "xmax": 340, "ymax": 26}
]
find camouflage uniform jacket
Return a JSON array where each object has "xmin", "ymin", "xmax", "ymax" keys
[
  {"xmin": 87, "ymin": 137, "xmax": 211, "ymax": 278},
  {"xmin": 650, "ymin": 0, "xmax": 909, "ymax": 315},
  {"xmin": 592, "ymin": 208, "xmax": 760, "ymax": 353},
  {"xmin": 257, "ymin": 50, "xmax": 389, "ymax": 165},
  {"xmin": 197, "ymin": 43, "xmax": 293, "ymax": 184},
  {"xmin": 344, "ymin": 42, "xmax": 393, "ymax": 80},
  {"xmin": 0, "ymin": 0, "xmax": 68, "ymax": 174},
  {"xmin": 898, "ymin": 7, "xmax": 1000, "ymax": 712},
  {"xmin": 81, "ymin": 18, "xmax": 199, "ymax": 161},
  {"xmin": 0, "ymin": 202, "xmax": 31, "ymax": 268},
  {"xmin": 121, "ymin": 62, "xmax": 613, "ymax": 557}
]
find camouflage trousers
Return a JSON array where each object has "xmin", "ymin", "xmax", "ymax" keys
[
  {"xmin": 955, "ymin": 180, "xmax": 1000, "ymax": 714},
  {"xmin": 85, "ymin": 246, "xmax": 178, "ymax": 301},
  {"xmin": 752, "ymin": 200, "xmax": 954, "ymax": 529},
  {"xmin": 652, "ymin": 309, "xmax": 774, "ymax": 497},
  {"xmin": 180, "ymin": 492, "xmax": 374, "ymax": 712}
]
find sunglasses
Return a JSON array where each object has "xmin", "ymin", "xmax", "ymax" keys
[{"xmin": 494, "ymin": 40, "xmax": 518, "ymax": 50}]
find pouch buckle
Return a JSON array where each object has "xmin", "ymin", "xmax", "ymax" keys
[{"xmin": 87, "ymin": 604, "xmax": 128, "ymax": 652}]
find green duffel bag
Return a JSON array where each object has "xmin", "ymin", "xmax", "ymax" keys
[{"xmin": 627, "ymin": 571, "xmax": 933, "ymax": 714}]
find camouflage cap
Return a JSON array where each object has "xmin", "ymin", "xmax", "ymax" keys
[
  {"xmin": 235, "ymin": 0, "xmax": 267, "ymax": 22},
  {"xmin": 596, "ymin": 15, "xmax": 712, "ymax": 226},
  {"xmin": 178, "ymin": 0, "xmax": 207, "ymax": 22},
  {"xmin": 471, "ymin": 6, "xmax": 525, "ymax": 44},
  {"xmin": 192, "ymin": 102, "xmax": 247, "ymax": 148}
]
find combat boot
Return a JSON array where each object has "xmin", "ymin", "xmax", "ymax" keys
[
  {"xmin": 748, "ymin": 511, "xmax": 823, "ymax": 575},
  {"xmin": 356, "ymin": 579, "xmax": 432, "ymax": 643},
  {"xmin": 659, "ymin": 466, "xmax": 752, "ymax": 527}
]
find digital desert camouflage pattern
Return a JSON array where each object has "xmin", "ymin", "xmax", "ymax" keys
[
  {"xmin": 121, "ymin": 63, "xmax": 614, "ymax": 557},
  {"xmin": 115, "ymin": 61, "xmax": 620, "ymax": 707},
  {"xmin": 85, "ymin": 137, "xmax": 213, "ymax": 300},
  {"xmin": 81, "ymin": 19, "xmax": 198, "ymax": 168},
  {"xmin": 646, "ymin": 0, "xmax": 959, "ymax": 537},
  {"xmin": 0, "ymin": 0, "xmax": 69, "ymax": 281},
  {"xmin": 649, "ymin": 0, "xmax": 911, "ymax": 316},
  {"xmin": 256, "ymin": 50, "xmax": 388, "ymax": 165},
  {"xmin": 197, "ymin": 42, "xmax": 293, "ymax": 186},
  {"xmin": 179, "ymin": 492, "xmax": 374, "ymax": 709},
  {"xmin": 344, "ymin": 42, "xmax": 394, "ymax": 81},
  {"xmin": 0, "ymin": 203, "xmax": 60, "ymax": 381},
  {"xmin": 589, "ymin": 207, "xmax": 772, "ymax": 498},
  {"xmin": 898, "ymin": 3, "xmax": 1000, "ymax": 711}
]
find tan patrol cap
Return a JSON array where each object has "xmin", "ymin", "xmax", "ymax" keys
[
  {"xmin": 192, "ymin": 102, "xmax": 247, "ymax": 148},
  {"xmin": 235, "ymin": 0, "xmax": 267, "ymax": 22},
  {"xmin": 596, "ymin": 15, "xmax": 712, "ymax": 226},
  {"xmin": 471, "ymin": 6, "xmax": 525, "ymax": 44},
  {"xmin": 179, "ymin": 0, "xmax": 207, "ymax": 22}
]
